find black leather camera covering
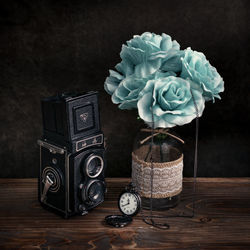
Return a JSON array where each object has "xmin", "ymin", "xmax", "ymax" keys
[{"xmin": 41, "ymin": 92, "xmax": 100, "ymax": 152}]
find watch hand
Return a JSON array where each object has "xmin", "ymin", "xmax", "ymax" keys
[{"xmin": 122, "ymin": 203, "xmax": 129, "ymax": 207}]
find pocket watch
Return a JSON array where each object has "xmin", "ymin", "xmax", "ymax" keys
[
  {"xmin": 105, "ymin": 183, "xmax": 141, "ymax": 228},
  {"xmin": 118, "ymin": 183, "xmax": 141, "ymax": 216}
]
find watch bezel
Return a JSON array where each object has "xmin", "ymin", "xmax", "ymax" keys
[{"xmin": 118, "ymin": 189, "xmax": 141, "ymax": 217}]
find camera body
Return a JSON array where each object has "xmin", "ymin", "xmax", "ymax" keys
[{"xmin": 38, "ymin": 92, "xmax": 106, "ymax": 218}]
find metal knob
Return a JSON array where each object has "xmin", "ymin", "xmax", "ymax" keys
[{"xmin": 41, "ymin": 175, "xmax": 54, "ymax": 202}]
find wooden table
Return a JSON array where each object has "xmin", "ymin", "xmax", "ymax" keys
[{"xmin": 0, "ymin": 178, "xmax": 250, "ymax": 249}]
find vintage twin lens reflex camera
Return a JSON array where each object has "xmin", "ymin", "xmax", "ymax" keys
[{"xmin": 38, "ymin": 91, "xmax": 106, "ymax": 218}]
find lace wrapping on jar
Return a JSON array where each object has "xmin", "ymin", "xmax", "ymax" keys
[{"xmin": 132, "ymin": 146, "xmax": 183, "ymax": 198}]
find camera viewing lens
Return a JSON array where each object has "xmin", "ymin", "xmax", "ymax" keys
[
  {"xmin": 87, "ymin": 181, "xmax": 104, "ymax": 204},
  {"xmin": 85, "ymin": 154, "xmax": 104, "ymax": 178}
]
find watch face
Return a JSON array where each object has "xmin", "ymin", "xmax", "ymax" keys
[{"xmin": 119, "ymin": 192, "xmax": 140, "ymax": 216}]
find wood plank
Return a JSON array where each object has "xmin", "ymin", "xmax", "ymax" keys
[
  {"xmin": 1, "ymin": 177, "xmax": 250, "ymax": 184},
  {"xmin": 0, "ymin": 178, "xmax": 250, "ymax": 249}
]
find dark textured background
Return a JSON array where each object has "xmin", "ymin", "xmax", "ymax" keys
[{"xmin": 0, "ymin": 0, "xmax": 249, "ymax": 178}]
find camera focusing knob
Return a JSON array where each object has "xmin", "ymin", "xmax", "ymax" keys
[{"xmin": 41, "ymin": 175, "xmax": 54, "ymax": 202}]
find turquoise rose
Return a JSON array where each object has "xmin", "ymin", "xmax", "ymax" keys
[
  {"xmin": 181, "ymin": 47, "xmax": 224, "ymax": 102},
  {"xmin": 118, "ymin": 32, "xmax": 181, "ymax": 78},
  {"xmin": 104, "ymin": 32, "xmax": 182, "ymax": 96},
  {"xmin": 111, "ymin": 71, "xmax": 176, "ymax": 110},
  {"xmin": 111, "ymin": 76, "xmax": 146, "ymax": 110},
  {"xmin": 137, "ymin": 76, "xmax": 205, "ymax": 128},
  {"xmin": 104, "ymin": 70, "xmax": 124, "ymax": 95}
]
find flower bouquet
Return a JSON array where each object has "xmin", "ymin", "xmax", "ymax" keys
[{"xmin": 104, "ymin": 32, "xmax": 224, "ymax": 209}]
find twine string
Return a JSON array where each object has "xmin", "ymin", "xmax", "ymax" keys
[{"xmin": 140, "ymin": 128, "xmax": 185, "ymax": 145}]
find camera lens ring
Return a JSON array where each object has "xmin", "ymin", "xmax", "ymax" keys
[
  {"xmin": 85, "ymin": 154, "xmax": 104, "ymax": 178},
  {"xmin": 81, "ymin": 180, "xmax": 105, "ymax": 204}
]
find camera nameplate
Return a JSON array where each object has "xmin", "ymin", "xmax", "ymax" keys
[{"xmin": 76, "ymin": 134, "xmax": 103, "ymax": 152}]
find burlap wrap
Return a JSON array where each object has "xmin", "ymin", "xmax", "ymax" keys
[{"xmin": 132, "ymin": 145, "xmax": 183, "ymax": 198}]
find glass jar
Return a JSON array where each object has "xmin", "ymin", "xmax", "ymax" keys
[{"xmin": 132, "ymin": 127, "xmax": 184, "ymax": 210}]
